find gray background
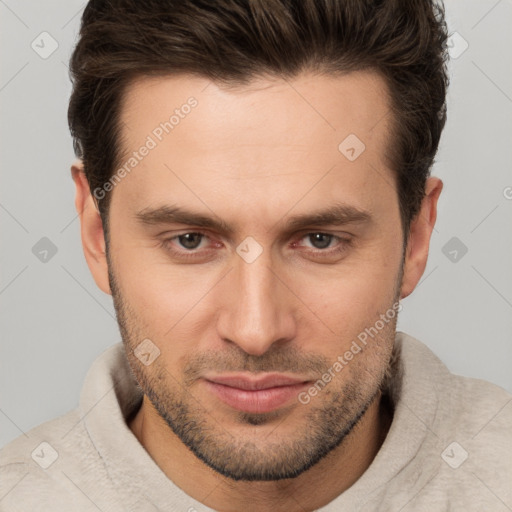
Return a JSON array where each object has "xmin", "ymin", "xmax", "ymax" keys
[{"xmin": 1, "ymin": 0, "xmax": 511, "ymax": 448}]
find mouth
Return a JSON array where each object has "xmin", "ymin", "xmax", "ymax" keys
[{"xmin": 202, "ymin": 374, "xmax": 312, "ymax": 414}]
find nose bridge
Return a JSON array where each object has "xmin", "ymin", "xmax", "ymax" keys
[{"xmin": 218, "ymin": 245, "xmax": 294, "ymax": 356}]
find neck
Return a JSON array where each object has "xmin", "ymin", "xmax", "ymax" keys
[{"xmin": 128, "ymin": 390, "xmax": 393, "ymax": 512}]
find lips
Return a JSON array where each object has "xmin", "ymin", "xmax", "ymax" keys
[
  {"xmin": 203, "ymin": 373, "xmax": 311, "ymax": 414},
  {"xmin": 206, "ymin": 374, "xmax": 308, "ymax": 390}
]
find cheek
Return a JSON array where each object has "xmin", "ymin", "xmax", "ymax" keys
[
  {"xmin": 114, "ymin": 245, "xmax": 223, "ymax": 344},
  {"xmin": 294, "ymin": 242, "xmax": 402, "ymax": 335}
]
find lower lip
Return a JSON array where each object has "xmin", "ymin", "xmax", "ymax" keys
[{"xmin": 204, "ymin": 380, "xmax": 309, "ymax": 414}]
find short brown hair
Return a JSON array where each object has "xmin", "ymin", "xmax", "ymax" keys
[{"xmin": 68, "ymin": 0, "xmax": 449, "ymax": 237}]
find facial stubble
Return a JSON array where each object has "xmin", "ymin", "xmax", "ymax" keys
[{"xmin": 106, "ymin": 247, "xmax": 402, "ymax": 481}]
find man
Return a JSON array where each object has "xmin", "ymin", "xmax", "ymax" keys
[{"xmin": 1, "ymin": 0, "xmax": 511, "ymax": 510}]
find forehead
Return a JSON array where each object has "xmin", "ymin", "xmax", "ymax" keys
[
  {"xmin": 112, "ymin": 71, "xmax": 396, "ymax": 228},
  {"xmin": 119, "ymin": 70, "xmax": 392, "ymax": 154}
]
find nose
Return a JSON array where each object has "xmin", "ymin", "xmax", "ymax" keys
[{"xmin": 216, "ymin": 247, "xmax": 297, "ymax": 356}]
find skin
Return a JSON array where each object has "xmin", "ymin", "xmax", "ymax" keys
[{"xmin": 71, "ymin": 70, "xmax": 442, "ymax": 512}]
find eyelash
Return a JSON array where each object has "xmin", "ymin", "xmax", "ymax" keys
[{"xmin": 159, "ymin": 231, "xmax": 353, "ymax": 261}]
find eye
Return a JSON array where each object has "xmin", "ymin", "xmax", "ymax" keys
[
  {"xmin": 174, "ymin": 232, "xmax": 205, "ymax": 250},
  {"xmin": 291, "ymin": 232, "xmax": 353, "ymax": 260},
  {"xmin": 161, "ymin": 232, "xmax": 214, "ymax": 259},
  {"xmin": 302, "ymin": 233, "xmax": 337, "ymax": 250},
  {"xmin": 160, "ymin": 231, "xmax": 223, "ymax": 263},
  {"xmin": 159, "ymin": 231, "xmax": 352, "ymax": 262},
  {"xmin": 296, "ymin": 232, "xmax": 349, "ymax": 251}
]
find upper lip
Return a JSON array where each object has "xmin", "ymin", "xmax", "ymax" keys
[{"xmin": 204, "ymin": 373, "xmax": 310, "ymax": 390}]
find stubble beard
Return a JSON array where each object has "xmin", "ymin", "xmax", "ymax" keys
[{"xmin": 107, "ymin": 252, "xmax": 402, "ymax": 481}]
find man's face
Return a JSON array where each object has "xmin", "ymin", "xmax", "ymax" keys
[{"xmin": 106, "ymin": 71, "xmax": 405, "ymax": 480}]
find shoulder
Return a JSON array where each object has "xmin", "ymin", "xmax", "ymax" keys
[
  {"xmin": 0, "ymin": 409, "xmax": 117, "ymax": 511},
  {"xmin": 0, "ymin": 343, "xmax": 138, "ymax": 511},
  {"xmin": 392, "ymin": 332, "xmax": 512, "ymax": 509},
  {"xmin": 444, "ymin": 371, "xmax": 512, "ymax": 477},
  {"xmin": 1, "ymin": 409, "xmax": 79, "ymax": 475},
  {"xmin": 397, "ymin": 331, "xmax": 511, "ymax": 440}
]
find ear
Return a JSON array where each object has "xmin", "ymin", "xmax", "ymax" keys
[
  {"xmin": 400, "ymin": 177, "xmax": 443, "ymax": 299},
  {"xmin": 71, "ymin": 160, "xmax": 111, "ymax": 296}
]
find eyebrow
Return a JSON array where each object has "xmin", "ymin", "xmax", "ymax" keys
[{"xmin": 134, "ymin": 202, "xmax": 372, "ymax": 235}]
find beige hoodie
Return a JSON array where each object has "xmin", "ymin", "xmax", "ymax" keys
[{"xmin": 1, "ymin": 332, "xmax": 511, "ymax": 511}]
